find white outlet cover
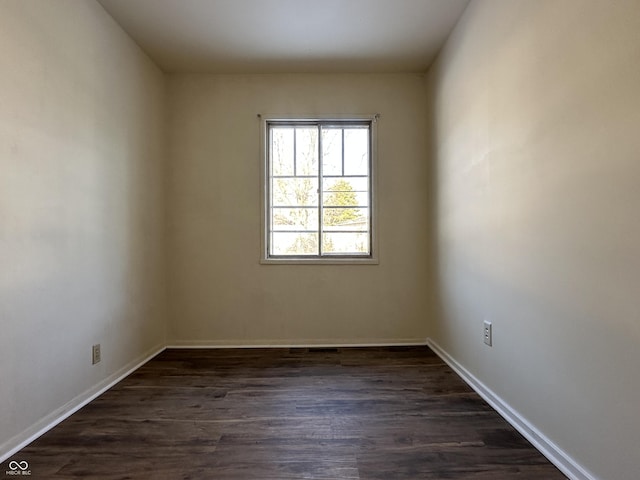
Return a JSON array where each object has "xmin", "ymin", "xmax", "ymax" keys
[
  {"xmin": 483, "ymin": 321, "xmax": 492, "ymax": 346},
  {"xmin": 92, "ymin": 344, "xmax": 101, "ymax": 364}
]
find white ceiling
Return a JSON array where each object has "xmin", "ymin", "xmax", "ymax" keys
[{"xmin": 97, "ymin": 0, "xmax": 469, "ymax": 73}]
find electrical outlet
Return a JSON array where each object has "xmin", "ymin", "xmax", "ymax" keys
[
  {"xmin": 92, "ymin": 344, "xmax": 101, "ymax": 364},
  {"xmin": 483, "ymin": 321, "xmax": 492, "ymax": 346}
]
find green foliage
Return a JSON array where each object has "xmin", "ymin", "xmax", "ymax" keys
[{"xmin": 323, "ymin": 179, "xmax": 361, "ymax": 226}]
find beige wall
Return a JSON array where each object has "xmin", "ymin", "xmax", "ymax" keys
[
  {"xmin": 166, "ymin": 74, "xmax": 433, "ymax": 345},
  {"xmin": 0, "ymin": 0, "xmax": 166, "ymax": 455},
  {"xmin": 427, "ymin": 1, "xmax": 640, "ymax": 479}
]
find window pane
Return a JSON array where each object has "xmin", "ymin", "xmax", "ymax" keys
[
  {"xmin": 271, "ymin": 128, "xmax": 294, "ymax": 176},
  {"xmin": 271, "ymin": 178, "xmax": 318, "ymax": 207},
  {"xmin": 323, "ymin": 177, "xmax": 368, "ymax": 191},
  {"xmin": 344, "ymin": 128, "xmax": 369, "ymax": 176},
  {"xmin": 295, "ymin": 128, "xmax": 318, "ymax": 176},
  {"xmin": 322, "ymin": 232, "xmax": 370, "ymax": 255},
  {"xmin": 323, "ymin": 208, "xmax": 368, "ymax": 231},
  {"xmin": 322, "ymin": 178, "xmax": 368, "ymax": 207},
  {"xmin": 271, "ymin": 207, "xmax": 318, "ymax": 231},
  {"xmin": 321, "ymin": 128, "xmax": 342, "ymax": 175},
  {"xmin": 271, "ymin": 232, "xmax": 319, "ymax": 255}
]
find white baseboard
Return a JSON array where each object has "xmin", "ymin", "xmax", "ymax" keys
[
  {"xmin": 426, "ymin": 338, "xmax": 598, "ymax": 480},
  {"xmin": 167, "ymin": 338, "xmax": 429, "ymax": 349},
  {"xmin": 0, "ymin": 343, "xmax": 166, "ymax": 463}
]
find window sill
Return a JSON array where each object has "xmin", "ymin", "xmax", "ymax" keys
[{"xmin": 260, "ymin": 257, "xmax": 379, "ymax": 265}]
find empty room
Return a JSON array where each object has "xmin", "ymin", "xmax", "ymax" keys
[{"xmin": 1, "ymin": 1, "xmax": 638, "ymax": 479}]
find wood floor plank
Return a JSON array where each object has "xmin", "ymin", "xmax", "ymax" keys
[{"xmin": 9, "ymin": 347, "xmax": 567, "ymax": 479}]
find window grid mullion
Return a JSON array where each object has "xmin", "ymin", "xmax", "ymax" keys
[
  {"xmin": 293, "ymin": 128, "xmax": 297, "ymax": 177},
  {"xmin": 341, "ymin": 128, "xmax": 345, "ymax": 176},
  {"xmin": 318, "ymin": 125, "xmax": 323, "ymax": 256},
  {"xmin": 268, "ymin": 128, "xmax": 273, "ymax": 256},
  {"xmin": 368, "ymin": 130, "xmax": 373, "ymax": 254}
]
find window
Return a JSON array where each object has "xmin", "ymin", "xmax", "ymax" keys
[{"xmin": 262, "ymin": 117, "xmax": 377, "ymax": 263}]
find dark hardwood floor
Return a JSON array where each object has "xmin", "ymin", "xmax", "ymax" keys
[{"xmin": 8, "ymin": 347, "xmax": 566, "ymax": 479}]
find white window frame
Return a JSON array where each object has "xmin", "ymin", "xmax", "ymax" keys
[{"xmin": 260, "ymin": 114, "xmax": 379, "ymax": 265}]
